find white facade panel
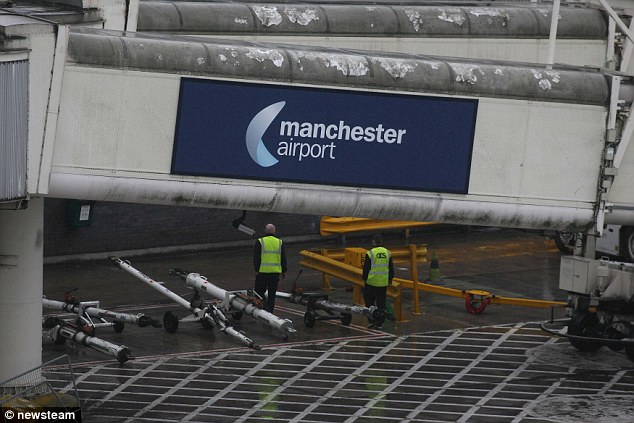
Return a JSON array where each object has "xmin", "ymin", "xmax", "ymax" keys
[
  {"xmin": 469, "ymin": 99, "xmax": 606, "ymax": 202},
  {"xmin": 54, "ymin": 68, "xmax": 178, "ymax": 173},
  {"xmin": 25, "ymin": 34, "xmax": 56, "ymax": 194},
  {"xmin": 1, "ymin": 20, "xmax": 57, "ymax": 196}
]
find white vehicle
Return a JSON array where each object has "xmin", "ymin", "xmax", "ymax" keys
[
  {"xmin": 596, "ymin": 225, "xmax": 634, "ymax": 262},
  {"xmin": 553, "ymin": 226, "xmax": 634, "ymax": 263}
]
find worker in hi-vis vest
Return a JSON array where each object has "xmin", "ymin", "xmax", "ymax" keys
[
  {"xmin": 253, "ymin": 223, "xmax": 287, "ymax": 313},
  {"xmin": 362, "ymin": 234, "xmax": 394, "ymax": 329}
]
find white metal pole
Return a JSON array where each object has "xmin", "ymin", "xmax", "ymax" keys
[
  {"xmin": 277, "ymin": 291, "xmax": 379, "ymax": 319},
  {"xmin": 620, "ymin": 19, "xmax": 634, "ymax": 73},
  {"xmin": 42, "ymin": 298, "xmax": 158, "ymax": 327},
  {"xmin": 112, "ymin": 257, "xmax": 192, "ymax": 310},
  {"xmin": 546, "ymin": 0, "xmax": 561, "ymax": 68},
  {"xmin": 184, "ymin": 273, "xmax": 296, "ymax": 336},
  {"xmin": 55, "ymin": 324, "xmax": 131, "ymax": 363},
  {"xmin": 607, "ymin": 17, "xmax": 617, "ymax": 70},
  {"xmin": 112, "ymin": 259, "xmax": 260, "ymax": 348}
]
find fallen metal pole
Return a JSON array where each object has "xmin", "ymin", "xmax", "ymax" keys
[
  {"xmin": 278, "ymin": 291, "xmax": 381, "ymax": 320},
  {"xmin": 277, "ymin": 291, "xmax": 383, "ymax": 328},
  {"xmin": 43, "ymin": 318, "xmax": 131, "ymax": 363},
  {"xmin": 110, "ymin": 256, "xmax": 260, "ymax": 350},
  {"xmin": 43, "ymin": 298, "xmax": 161, "ymax": 328},
  {"xmin": 169, "ymin": 268, "xmax": 296, "ymax": 340}
]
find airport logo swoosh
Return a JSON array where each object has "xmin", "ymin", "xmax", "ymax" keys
[{"xmin": 246, "ymin": 101, "xmax": 285, "ymax": 167}]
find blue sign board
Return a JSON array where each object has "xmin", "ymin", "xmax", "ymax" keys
[{"xmin": 171, "ymin": 78, "xmax": 478, "ymax": 194}]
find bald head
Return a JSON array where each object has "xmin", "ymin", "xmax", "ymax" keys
[{"xmin": 265, "ymin": 224, "xmax": 276, "ymax": 235}]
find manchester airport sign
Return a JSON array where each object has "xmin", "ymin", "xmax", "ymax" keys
[{"xmin": 171, "ymin": 78, "xmax": 478, "ymax": 194}]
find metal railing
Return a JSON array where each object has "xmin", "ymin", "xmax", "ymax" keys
[
  {"xmin": 0, "ymin": 355, "xmax": 82, "ymax": 422},
  {"xmin": 299, "ymin": 249, "xmax": 405, "ymax": 321},
  {"xmin": 300, "ymin": 246, "xmax": 566, "ymax": 318}
]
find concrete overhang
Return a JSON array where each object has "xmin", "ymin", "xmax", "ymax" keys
[
  {"xmin": 137, "ymin": 1, "xmax": 608, "ymax": 39},
  {"xmin": 0, "ymin": 12, "xmax": 54, "ymax": 37}
]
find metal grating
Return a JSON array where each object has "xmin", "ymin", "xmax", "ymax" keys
[
  {"xmin": 0, "ymin": 59, "xmax": 28, "ymax": 202},
  {"xmin": 42, "ymin": 323, "xmax": 634, "ymax": 423}
]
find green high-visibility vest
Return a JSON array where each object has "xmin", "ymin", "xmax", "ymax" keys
[
  {"xmin": 258, "ymin": 236, "xmax": 282, "ymax": 273},
  {"xmin": 366, "ymin": 247, "xmax": 391, "ymax": 287}
]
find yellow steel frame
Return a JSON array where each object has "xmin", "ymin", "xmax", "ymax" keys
[
  {"xmin": 396, "ymin": 278, "xmax": 565, "ymax": 308},
  {"xmin": 318, "ymin": 245, "xmax": 428, "ymax": 264},
  {"xmin": 299, "ymin": 248, "xmax": 565, "ymax": 321},
  {"xmin": 299, "ymin": 250, "xmax": 404, "ymax": 321},
  {"xmin": 320, "ymin": 216, "xmax": 437, "ymax": 236}
]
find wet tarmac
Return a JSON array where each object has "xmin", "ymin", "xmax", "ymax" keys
[{"xmin": 40, "ymin": 227, "xmax": 634, "ymax": 422}]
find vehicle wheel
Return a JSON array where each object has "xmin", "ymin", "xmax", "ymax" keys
[
  {"xmin": 113, "ymin": 321, "xmax": 125, "ymax": 333},
  {"xmin": 555, "ymin": 232, "xmax": 576, "ymax": 255},
  {"xmin": 605, "ymin": 326, "xmax": 624, "ymax": 351},
  {"xmin": 620, "ymin": 227, "xmax": 634, "ymax": 261},
  {"xmin": 304, "ymin": 310, "xmax": 317, "ymax": 328},
  {"xmin": 567, "ymin": 312, "xmax": 602, "ymax": 352},
  {"xmin": 163, "ymin": 311, "xmax": 179, "ymax": 333},
  {"xmin": 625, "ymin": 345, "xmax": 634, "ymax": 362},
  {"xmin": 341, "ymin": 313, "xmax": 352, "ymax": 326}
]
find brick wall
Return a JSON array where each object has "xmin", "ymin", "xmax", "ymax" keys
[{"xmin": 44, "ymin": 198, "xmax": 321, "ymax": 257}]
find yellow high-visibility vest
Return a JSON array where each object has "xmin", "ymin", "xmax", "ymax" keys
[
  {"xmin": 366, "ymin": 247, "xmax": 391, "ymax": 287},
  {"xmin": 258, "ymin": 236, "xmax": 282, "ymax": 273}
]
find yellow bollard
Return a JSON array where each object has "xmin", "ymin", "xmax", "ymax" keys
[
  {"xmin": 410, "ymin": 244, "xmax": 421, "ymax": 315},
  {"xmin": 344, "ymin": 247, "xmax": 367, "ymax": 304},
  {"xmin": 321, "ymin": 248, "xmax": 336, "ymax": 290}
]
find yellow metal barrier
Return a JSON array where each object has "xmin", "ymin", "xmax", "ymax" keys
[
  {"xmin": 395, "ymin": 278, "xmax": 566, "ymax": 314},
  {"xmin": 317, "ymin": 244, "xmax": 428, "ymax": 264},
  {"xmin": 300, "ymin": 247, "xmax": 566, "ymax": 318},
  {"xmin": 299, "ymin": 250, "xmax": 404, "ymax": 321},
  {"xmin": 320, "ymin": 216, "xmax": 437, "ymax": 236},
  {"xmin": 317, "ymin": 245, "xmax": 427, "ymax": 293}
]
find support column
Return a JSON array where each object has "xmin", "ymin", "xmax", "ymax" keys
[{"xmin": 0, "ymin": 197, "xmax": 44, "ymax": 383}]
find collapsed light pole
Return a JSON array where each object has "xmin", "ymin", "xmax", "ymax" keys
[
  {"xmin": 276, "ymin": 271, "xmax": 383, "ymax": 327},
  {"xmin": 109, "ymin": 256, "xmax": 261, "ymax": 350},
  {"xmin": 41, "ymin": 292, "xmax": 147, "ymax": 363},
  {"xmin": 277, "ymin": 290, "xmax": 382, "ymax": 328},
  {"xmin": 43, "ymin": 295, "xmax": 162, "ymax": 332},
  {"xmin": 42, "ymin": 316, "xmax": 132, "ymax": 363},
  {"xmin": 168, "ymin": 268, "xmax": 296, "ymax": 340}
]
